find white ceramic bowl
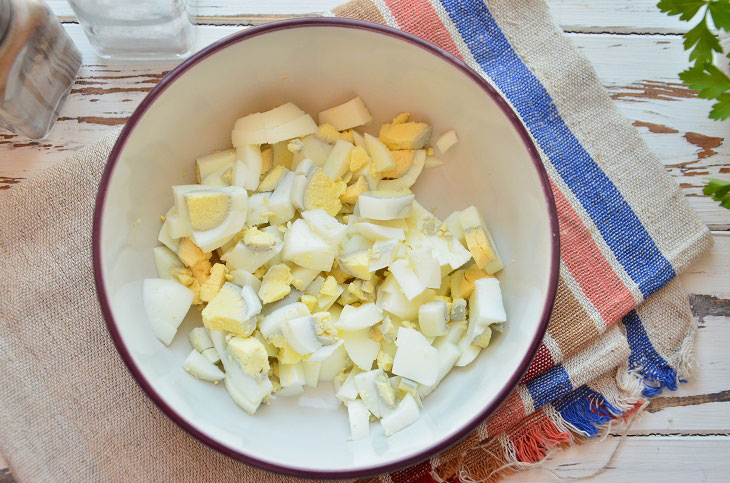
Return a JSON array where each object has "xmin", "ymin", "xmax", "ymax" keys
[{"xmin": 93, "ymin": 18, "xmax": 559, "ymax": 479}]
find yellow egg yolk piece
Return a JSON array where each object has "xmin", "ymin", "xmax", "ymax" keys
[
  {"xmin": 379, "ymin": 122, "xmax": 432, "ymax": 150},
  {"xmin": 185, "ymin": 191, "xmax": 231, "ymax": 231},
  {"xmin": 381, "ymin": 150, "xmax": 415, "ymax": 179},
  {"xmin": 228, "ymin": 336, "xmax": 270, "ymax": 376},
  {"xmin": 303, "ymin": 169, "xmax": 344, "ymax": 216}
]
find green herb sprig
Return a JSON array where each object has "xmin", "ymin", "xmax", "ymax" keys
[
  {"xmin": 657, "ymin": 0, "xmax": 730, "ymax": 210},
  {"xmin": 658, "ymin": 0, "xmax": 730, "ymax": 120}
]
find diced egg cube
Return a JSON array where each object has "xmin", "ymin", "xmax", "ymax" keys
[
  {"xmin": 467, "ymin": 278, "xmax": 506, "ymax": 343},
  {"xmin": 458, "ymin": 206, "xmax": 503, "ymax": 274},
  {"xmin": 389, "ymin": 259, "xmax": 426, "ymax": 300},
  {"xmin": 418, "ymin": 300, "xmax": 449, "ymax": 337},
  {"xmin": 335, "ymin": 303, "xmax": 383, "ymax": 330},
  {"xmin": 409, "ymin": 247, "xmax": 441, "ymax": 289},
  {"xmin": 301, "ymin": 209, "xmax": 347, "ymax": 247},
  {"xmin": 282, "ymin": 315, "xmax": 322, "ymax": 354},
  {"xmin": 201, "ymin": 282, "xmax": 256, "ymax": 336},
  {"xmin": 392, "ymin": 328, "xmax": 439, "ymax": 386},
  {"xmin": 188, "ymin": 326, "xmax": 214, "ymax": 353},
  {"xmin": 356, "ymin": 192, "xmax": 414, "ymax": 220},
  {"xmin": 143, "ymin": 278, "xmax": 195, "ymax": 345},
  {"xmin": 436, "ymin": 130, "xmax": 458, "ymax": 154},
  {"xmin": 347, "ymin": 400, "xmax": 371, "ymax": 440},
  {"xmin": 183, "ymin": 349, "xmax": 225, "ymax": 382},
  {"xmin": 380, "ymin": 393, "xmax": 420, "ymax": 436},
  {"xmin": 318, "ymin": 96, "xmax": 373, "ymax": 131},
  {"xmin": 282, "ymin": 219, "xmax": 336, "ymax": 271},
  {"xmin": 279, "ymin": 362, "xmax": 306, "ymax": 387},
  {"xmin": 153, "ymin": 246, "xmax": 183, "ymax": 280},
  {"xmin": 343, "ymin": 329, "xmax": 380, "ymax": 371},
  {"xmin": 302, "ymin": 360, "xmax": 322, "ymax": 388},
  {"xmin": 323, "ymin": 139, "xmax": 354, "ymax": 181},
  {"xmin": 228, "ymin": 336, "xmax": 270, "ymax": 376}
]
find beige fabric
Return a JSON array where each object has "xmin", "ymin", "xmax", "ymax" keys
[{"xmin": 0, "ymin": 133, "xmax": 320, "ymax": 483}]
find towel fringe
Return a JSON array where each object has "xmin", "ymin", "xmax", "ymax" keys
[{"xmin": 428, "ymin": 358, "xmax": 688, "ymax": 483}]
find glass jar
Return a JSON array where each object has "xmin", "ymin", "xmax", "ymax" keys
[
  {"xmin": 0, "ymin": 0, "xmax": 82, "ymax": 140},
  {"xmin": 67, "ymin": 0, "xmax": 196, "ymax": 59}
]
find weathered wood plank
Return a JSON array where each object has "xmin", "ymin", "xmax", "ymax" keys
[
  {"xmin": 47, "ymin": 0, "xmax": 692, "ymax": 33},
  {"xmin": 506, "ymin": 437, "xmax": 730, "ymax": 481}
]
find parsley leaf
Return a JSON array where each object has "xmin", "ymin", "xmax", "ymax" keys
[
  {"xmin": 704, "ymin": 178, "xmax": 730, "ymax": 208},
  {"xmin": 679, "ymin": 63, "xmax": 730, "ymax": 98},
  {"xmin": 684, "ymin": 16, "xmax": 722, "ymax": 65},
  {"xmin": 709, "ymin": 91, "xmax": 730, "ymax": 119},
  {"xmin": 657, "ymin": 0, "xmax": 708, "ymax": 20},
  {"xmin": 709, "ymin": 1, "xmax": 730, "ymax": 31}
]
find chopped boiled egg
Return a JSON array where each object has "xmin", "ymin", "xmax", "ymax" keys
[
  {"xmin": 143, "ymin": 278, "xmax": 194, "ymax": 345},
  {"xmin": 379, "ymin": 121, "xmax": 432, "ymax": 150},
  {"xmin": 258, "ymin": 263, "xmax": 293, "ymax": 304},
  {"xmin": 318, "ymin": 96, "xmax": 372, "ymax": 131},
  {"xmin": 152, "ymin": 98, "xmax": 507, "ymax": 439},
  {"xmin": 228, "ymin": 336, "xmax": 270, "ymax": 376},
  {"xmin": 356, "ymin": 191, "xmax": 414, "ymax": 220},
  {"xmin": 458, "ymin": 206, "xmax": 503, "ymax": 273},
  {"xmin": 436, "ymin": 130, "xmax": 458, "ymax": 154},
  {"xmin": 183, "ymin": 349, "xmax": 225, "ymax": 382},
  {"xmin": 201, "ymin": 282, "xmax": 256, "ymax": 336},
  {"xmin": 392, "ymin": 328, "xmax": 439, "ymax": 386}
]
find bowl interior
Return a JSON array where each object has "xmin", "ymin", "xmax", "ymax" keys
[{"xmin": 96, "ymin": 21, "xmax": 556, "ymax": 477}]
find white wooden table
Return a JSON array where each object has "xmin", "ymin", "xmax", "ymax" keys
[{"xmin": 2, "ymin": 1, "xmax": 729, "ymax": 481}]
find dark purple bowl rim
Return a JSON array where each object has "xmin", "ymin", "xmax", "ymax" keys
[{"xmin": 92, "ymin": 17, "xmax": 560, "ymax": 480}]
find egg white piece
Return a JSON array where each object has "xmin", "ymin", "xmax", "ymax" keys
[
  {"xmin": 241, "ymin": 285, "xmax": 263, "ymax": 320},
  {"xmin": 336, "ymin": 368, "xmax": 361, "ymax": 402},
  {"xmin": 230, "ymin": 269, "xmax": 262, "ymax": 292},
  {"xmin": 188, "ymin": 327, "xmax": 214, "ymax": 352},
  {"xmin": 282, "ymin": 315, "xmax": 322, "ymax": 354},
  {"xmin": 380, "ymin": 394, "xmax": 419, "ymax": 436},
  {"xmin": 356, "ymin": 192, "xmax": 415, "ymax": 220},
  {"xmin": 282, "ymin": 219, "xmax": 336, "ymax": 271},
  {"xmin": 409, "ymin": 247, "xmax": 441, "ymax": 289},
  {"xmin": 364, "ymin": 133, "xmax": 396, "ymax": 173},
  {"xmin": 222, "ymin": 238, "xmax": 283, "ymax": 273},
  {"xmin": 436, "ymin": 129, "xmax": 458, "ymax": 154},
  {"xmin": 353, "ymin": 222, "xmax": 405, "ymax": 242},
  {"xmin": 267, "ymin": 171, "xmax": 296, "ymax": 225},
  {"xmin": 455, "ymin": 334, "xmax": 481, "ymax": 367},
  {"xmin": 143, "ymin": 278, "xmax": 194, "ymax": 345},
  {"xmin": 467, "ymin": 278, "xmax": 507, "ymax": 343},
  {"xmin": 335, "ymin": 303, "xmax": 383, "ymax": 330},
  {"xmin": 152, "ymin": 246, "xmax": 183, "ymax": 280},
  {"xmin": 392, "ymin": 328, "xmax": 439, "ymax": 386},
  {"xmin": 259, "ymin": 302, "xmax": 310, "ymax": 339},
  {"xmin": 301, "ymin": 209, "xmax": 347, "ymax": 247},
  {"xmin": 302, "ymin": 361, "xmax": 322, "ymax": 388},
  {"xmin": 389, "ymin": 259, "xmax": 426, "ymax": 300},
  {"xmin": 343, "ymin": 329, "xmax": 380, "ymax": 371},
  {"xmin": 323, "ymin": 139, "xmax": 354, "ymax": 181},
  {"xmin": 196, "ymin": 148, "xmax": 235, "ymax": 181},
  {"xmin": 319, "ymin": 96, "xmax": 372, "ymax": 131},
  {"xmin": 279, "ymin": 362, "xmax": 306, "ymax": 387},
  {"xmin": 183, "ymin": 349, "xmax": 225, "ymax": 382},
  {"xmin": 418, "ymin": 300, "xmax": 449, "ymax": 337},
  {"xmin": 317, "ymin": 342, "xmax": 349, "ymax": 382},
  {"xmin": 347, "ymin": 400, "xmax": 371, "ymax": 441}
]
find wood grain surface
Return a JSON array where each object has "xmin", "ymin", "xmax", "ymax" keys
[{"xmin": 2, "ymin": 1, "xmax": 728, "ymax": 481}]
